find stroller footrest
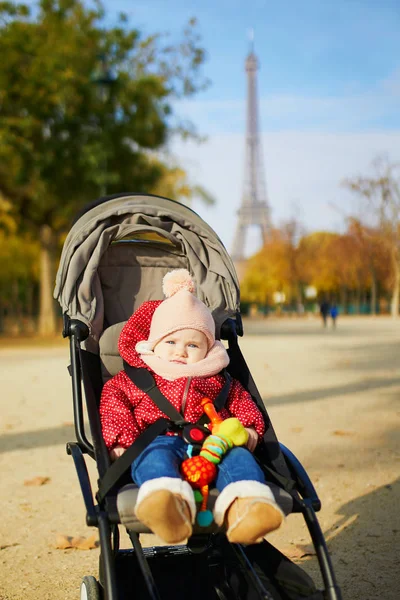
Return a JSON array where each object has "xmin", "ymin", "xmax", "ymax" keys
[{"xmin": 109, "ymin": 483, "xmax": 221, "ymax": 534}]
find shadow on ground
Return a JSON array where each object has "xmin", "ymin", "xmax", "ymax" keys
[
  {"xmin": 297, "ymin": 477, "xmax": 400, "ymax": 600},
  {"xmin": 263, "ymin": 376, "xmax": 400, "ymax": 407},
  {"xmin": 242, "ymin": 320, "xmax": 395, "ymax": 338},
  {"xmin": 327, "ymin": 340, "xmax": 400, "ymax": 373},
  {"xmin": 0, "ymin": 423, "xmax": 76, "ymax": 453}
]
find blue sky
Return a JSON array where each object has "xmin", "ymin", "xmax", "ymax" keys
[{"xmin": 98, "ymin": 2, "xmax": 400, "ymax": 253}]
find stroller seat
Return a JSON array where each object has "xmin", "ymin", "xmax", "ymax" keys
[
  {"xmin": 55, "ymin": 193, "xmax": 342, "ymax": 600},
  {"xmin": 99, "ymin": 320, "xmax": 221, "ymax": 534},
  {"xmin": 98, "ymin": 320, "xmax": 294, "ymax": 534},
  {"xmin": 99, "ymin": 321, "xmax": 127, "ymax": 383}
]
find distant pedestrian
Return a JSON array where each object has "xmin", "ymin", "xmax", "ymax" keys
[
  {"xmin": 330, "ymin": 303, "xmax": 338, "ymax": 328},
  {"xmin": 319, "ymin": 300, "xmax": 330, "ymax": 327}
]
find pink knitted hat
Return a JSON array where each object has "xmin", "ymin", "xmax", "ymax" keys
[{"xmin": 135, "ymin": 269, "xmax": 216, "ymax": 354}]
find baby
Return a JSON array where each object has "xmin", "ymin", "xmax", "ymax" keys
[{"xmin": 100, "ymin": 269, "xmax": 284, "ymax": 544}]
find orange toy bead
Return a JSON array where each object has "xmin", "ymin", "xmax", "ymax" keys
[
  {"xmin": 200, "ymin": 397, "xmax": 223, "ymax": 431},
  {"xmin": 181, "ymin": 397, "xmax": 229, "ymax": 527},
  {"xmin": 181, "ymin": 455, "xmax": 217, "ymax": 521},
  {"xmin": 181, "ymin": 455, "xmax": 217, "ymax": 488}
]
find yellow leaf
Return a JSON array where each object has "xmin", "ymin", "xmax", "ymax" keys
[
  {"xmin": 24, "ymin": 476, "xmax": 50, "ymax": 486},
  {"xmin": 54, "ymin": 534, "xmax": 99, "ymax": 550}
]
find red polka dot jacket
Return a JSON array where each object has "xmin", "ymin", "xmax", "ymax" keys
[{"xmin": 100, "ymin": 301, "xmax": 266, "ymax": 450}]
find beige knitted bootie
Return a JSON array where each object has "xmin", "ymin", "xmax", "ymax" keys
[
  {"xmin": 226, "ymin": 496, "xmax": 283, "ymax": 545},
  {"xmin": 135, "ymin": 489, "xmax": 193, "ymax": 544}
]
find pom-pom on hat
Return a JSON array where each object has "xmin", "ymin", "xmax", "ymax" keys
[
  {"xmin": 135, "ymin": 269, "xmax": 216, "ymax": 354},
  {"xmin": 162, "ymin": 268, "xmax": 196, "ymax": 297}
]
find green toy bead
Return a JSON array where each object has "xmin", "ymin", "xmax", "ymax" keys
[{"xmin": 194, "ymin": 490, "xmax": 203, "ymax": 502}]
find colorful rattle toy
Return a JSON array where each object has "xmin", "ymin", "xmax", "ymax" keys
[{"xmin": 180, "ymin": 397, "xmax": 249, "ymax": 526}]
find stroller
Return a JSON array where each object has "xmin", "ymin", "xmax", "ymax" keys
[{"xmin": 54, "ymin": 193, "xmax": 342, "ymax": 600}]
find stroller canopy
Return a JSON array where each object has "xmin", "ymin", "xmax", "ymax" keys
[{"xmin": 54, "ymin": 194, "xmax": 240, "ymax": 350}]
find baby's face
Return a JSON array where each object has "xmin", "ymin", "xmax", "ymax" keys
[{"xmin": 154, "ymin": 329, "xmax": 208, "ymax": 365}]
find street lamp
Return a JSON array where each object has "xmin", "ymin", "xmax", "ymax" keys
[
  {"xmin": 90, "ymin": 54, "xmax": 117, "ymax": 195},
  {"xmin": 91, "ymin": 54, "xmax": 116, "ymax": 101}
]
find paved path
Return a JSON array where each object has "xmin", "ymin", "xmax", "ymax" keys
[{"xmin": 0, "ymin": 316, "xmax": 399, "ymax": 599}]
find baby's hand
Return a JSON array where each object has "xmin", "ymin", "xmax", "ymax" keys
[
  {"xmin": 244, "ymin": 427, "xmax": 259, "ymax": 452},
  {"xmin": 110, "ymin": 445, "xmax": 126, "ymax": 461}
]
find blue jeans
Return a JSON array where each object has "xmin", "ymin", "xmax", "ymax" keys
[{"xmin": 131, "ymin": 435, "xmax": 266, "ymax": 491}]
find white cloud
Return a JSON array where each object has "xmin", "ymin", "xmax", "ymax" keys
[
  {"xmin": 176, "ymin": 92, "xmax": 400, "ymax": 134},
  {"xmin": 171, "ymin": 130, "xmax": 400, "ymax": 256},
  {"xmin": 175, "ymin": 66, "xmax": 400, "ymax": 134}
]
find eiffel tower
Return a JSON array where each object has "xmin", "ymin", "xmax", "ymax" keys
[{"xmin": 231, "ymin": 40, "xmax": 271, "ymax": 271}]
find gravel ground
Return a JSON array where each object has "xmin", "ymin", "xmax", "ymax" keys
[{"xmin": 0, "ymin": 315, "xmax": 399, "ymax": 600}]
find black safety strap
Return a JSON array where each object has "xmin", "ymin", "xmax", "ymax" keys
[
  {"xmin": 97, "ymin": 418, "xmax": 169, "ymax": 503},
  {"xmin": 123, "ymin": 363, "xmax": 232, "ymax": 425},
  {"xmin": 123, "ymin": 363, "xmax": 186, "ymax": 423},
  {"xmin": 121, "ymin": 365, "xmax": 295, "ymax": 496},
  {"xmin": 97, "ymin": 366, "xmax": 232, "ymax": 503}
]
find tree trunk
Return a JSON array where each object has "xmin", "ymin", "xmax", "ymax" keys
[
  {"xmin": 25, "ymin": 280, "xmax": 36, "ymax": 334},
  {"xmin": 370, "ymin": 272, "xmax": 377, "ymax": 316},
  {"xmin": 355, "ymin": 288, "xmax": 361, "ymax": 314},
  {"xmin": 295, "ymin": 282, "xmax": 303, "ymax": 314},
  {"xmin": 11, "ymin": 280, "xmax": 21, "ymax": 333},
  {"xmin": 38, "ymin": 225, "xmax": 57, "ymax": 335},
  {"xmin": 12, "ymin": 279, "xmax": 21, "ymax": 318},
  {"xmin": 340, "ymin": 287, "xmax": 347, "ymax": 314},
  {"xmin": 390, "ymin": 264, "xmax": 400, "ymax": 317},
  {"xmin": 361, "ymin": 290, "xmax": 366, "ymax": 306},
  {"xmin": 390, "ymin": 247, "xmax": 400, "ymax": 318},
  {"xmin": 0, "ymin": 305, "xmax": 5, "ymax": 334},
  {"xmin": 26, "ymin": 280, "xmax": 34, "ymax": 318}
]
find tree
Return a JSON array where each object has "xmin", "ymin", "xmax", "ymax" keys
[
  {"xmin": 346, "ymin": 219, "xmax": 390, "ymax": 315},
  {"xmin": 240, "ymin": 242, "xmax": 278, "ymax": 306},
  {"xmin": 298, "ymin": 231, "xmax": 372, "ymax": 312},
  {"xmin": 241, "ymin": 221, "xmax": 305, "ymax": 309},
  {"xmin": 280, "ymin": 217, "xmax": 306, "ymax": 309},
  {"xmin": 242, "ymin": 224, "xmax": 392, "ymax": 315},
  {"xmin": 0, "ymin": 196, "xmax": 39, "ymax": 329},
  {"xmin": 0, "ymin": 0, "xmax": 210, "ymax": 334},
  {"xmin": 343, "ymin": 157, "xmax": 400, "ymax": 316},
  {"xmin": 297, "ymin": 231, "xmax": 342, "ymax": 294}
]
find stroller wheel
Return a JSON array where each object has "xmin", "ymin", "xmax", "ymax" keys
[{"xmin": 80, "ymin": 576, "xmax": 101, "ymax": 600}]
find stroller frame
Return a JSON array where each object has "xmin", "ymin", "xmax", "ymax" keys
[
  {"xmin": 55, "ymin": 193, "xmax": 342, "ymax": 600},
  {"xmin": 64, "ymin": 316, "xmax": 342, "ymax": 600}
]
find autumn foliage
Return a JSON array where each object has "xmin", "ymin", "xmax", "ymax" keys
[
  {"xmin": 241, "ymin": 223, "xmax": 391, "ymax": 313},
  {"xmin": 0, "ymin": 0, "xmax": 211, "ymax": 334}
]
